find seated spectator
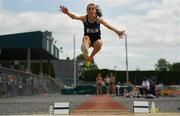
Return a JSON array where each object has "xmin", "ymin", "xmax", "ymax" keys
[
  {"xmin": 123, "ymin": 89, "xmax": 129, "ymax": 98},
  {"xmin": 123, "ymin": 85, "xmax": 140, "ymax": 98},
  {"xmin": 148, "ymin": 79, "xmax": 156, "ymax": 96},
  {"xmin": 140, "ymin": 79, "xmax": 150, "ymax": 96},
  {"xmin": 129, "ymin": 85, "xmax": 140, "ymax": 98},
  {"xmin": 140, "ymin": 78, "xmax": 156, "ymax": 97}
]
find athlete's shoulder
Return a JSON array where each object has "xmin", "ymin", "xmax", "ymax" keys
[
  {"xmin": 96, "ymin": 17, "xmax": 104, "ymax": 23},
  {"xmin": 81, "ymin": 15, "xmax": 87, "ymax": 22}
]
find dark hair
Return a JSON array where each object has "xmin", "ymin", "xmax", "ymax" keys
[
  {"xmin": 95, "ymin": 5, "xmax": 102, "ymax": 17},
  {"xmin": 87, "ymin": 3, "xmax": 103, "ymax": 17}
]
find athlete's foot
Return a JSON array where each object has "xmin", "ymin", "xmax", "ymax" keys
[
  {"xmin": 86, "ymin": 56, "xmax": 93, "ymax": 62},
  {"xmin": 85, "ymin": 60, "xmax": 91, "ymax": 67},
  {"xmin": 84, "ymin": 56, "xmax": 92, "ymax": 67}
]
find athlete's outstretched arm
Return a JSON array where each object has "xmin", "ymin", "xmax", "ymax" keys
[
  {"xmin": 59, "ymin": 5, "xmax": 85, "ymax": 21},
  {"xmin": 98, "ymin": 17, "xmax": 125, "ymax": 39}
]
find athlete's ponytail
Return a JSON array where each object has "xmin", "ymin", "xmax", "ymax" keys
[{"xmin": 95, "ymin": 5, "xmax": 102, "ymax": 17}]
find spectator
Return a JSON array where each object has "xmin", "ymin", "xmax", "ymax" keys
[
  {"xmin": 129, "ymin": 85, "xmax": 140, "ymax": 98},
  {"xmin": 148, "ymin": 79, "xmax": 156, "ymax": 96},
  {"xmin": 30, "ymin": 78, "xmax": 34, "ymax": 95},
  {"xmin": 27, "ymin": 77, "xmax": 32, "ymax": 95},
  {"xmin": 110, "ymin": 72, "xmax": 116, "ymax": 96},
  {"xmin": 41, "ymin": 79, "xmax": 48, "ymax": 96},
  {"xmin": 123, "ymin": 89, "xmax": 129, "ymax": 97},
  {"xmin": 22, "ymin": 78, "xmax": 27, "ymax": 95},
  {"xmin": 140, "ymin": 78, "xmax": 150, "ymax": 96},
  {"xmin": 104, "ymin": 74, "xmax": 110, "ymax": 95},
  {"xmin": 7, "ymin": 75, "xmax": 13, "ymax": 97},
  {"xmin": 123, "ymin": 86, "xmax": 139, "ymax": 98},
  {"xmin": 17, "ymin": 77, "xmax": 23, "ymax": 96},
  {"xmin": 116, "ymin": 81, "xmax": 121, "ymax": 96},
  {"xmin": 140, "ymin": 78, "xmax": 156, "ymax": 97},
  {"xmin": 12, "ymin": 74, "xmax": 17, "ymax": 96},
  {"xmin": 96, "ymin": 73, "xmax": 103, "ymax": 95}
]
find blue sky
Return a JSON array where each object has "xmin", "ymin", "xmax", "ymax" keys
[
  {"xmin": 1, "ymin": 0, "xmax": 156, "ymax": 17},
  {"xmin": 0, "ymin": 0, "xmax": 180, "ymax": 70}
]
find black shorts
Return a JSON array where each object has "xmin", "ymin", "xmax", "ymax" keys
[
  {"xmin": 97, "ymin": 82, "xmax": 102, "ymax": 87},
  {"xmin": 85, "ymin": 34, "xmax": 101, "ymax": 47}
]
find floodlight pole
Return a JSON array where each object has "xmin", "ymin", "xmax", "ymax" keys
[
  {"xmin": 125, "ymin": 33, "xmax": 129, "ymax": 83},
  {"xmin": 73, "ymin": 34, "xmax": 77, "ymax": 87},
  {"xmin": 27, "ymin": 48, "xmax": 31, "ymax": 73}
]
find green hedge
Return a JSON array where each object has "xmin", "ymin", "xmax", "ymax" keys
[
  {"xmin": 82, "ymin": 69, "xmax": 180, "ymax": 85},
  {"xmin": 62, "ymin": 85, "xmax": 96, "ymax": 95},
  {"xmin": 61, "ymin": 85, "xmax": 133, "ymax": 95}
]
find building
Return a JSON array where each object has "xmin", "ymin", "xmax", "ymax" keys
[{"xmin": 0, "ymin": 30, "xmax": 59, "ymax": 74}]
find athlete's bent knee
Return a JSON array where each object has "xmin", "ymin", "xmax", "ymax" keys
[
  {"xmin": 83, "ymin": 36, "xmax": 90, "ymax": 42},
  {"xmin": 93, "ymin": 41, "xmax": 102, "ymax": 49}
]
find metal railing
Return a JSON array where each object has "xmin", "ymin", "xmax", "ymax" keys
[{"xmin": 0, "ymin": 67, "xmax": 64, "ymax": 97}]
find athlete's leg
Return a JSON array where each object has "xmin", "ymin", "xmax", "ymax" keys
[
  {"xmin": 88, "ymin": 39, "xmax": 102, "ymax": 61},
  {"xmin": 81, "ymin": 36, "xmax": 91, "ymax": 60}
]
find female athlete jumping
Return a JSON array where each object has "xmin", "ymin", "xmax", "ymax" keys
[{"xmin": 60, "ymin": 3, "xmax": 125, "ymax": 62}]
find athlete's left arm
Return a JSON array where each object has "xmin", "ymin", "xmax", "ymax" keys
[{"xmin": 98, "ymin": 17, "xmax": 125, "ymax": 39}]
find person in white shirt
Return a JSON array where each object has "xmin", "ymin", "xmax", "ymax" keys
[
  {"xmin": 142, "ymin": 80, "xmax": 150, "ymax": 90},
  {"xmin": 141, "ymin": 79, "xmax": 150, "ymax": 95}
]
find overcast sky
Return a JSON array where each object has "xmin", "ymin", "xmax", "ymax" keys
[{"xmin": 0, "ymin": 0, "xmax": 179, "ymax": 70}]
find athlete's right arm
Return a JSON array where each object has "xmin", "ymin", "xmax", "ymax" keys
[{"xmin": 60, "ymin": 5, "xmax": 85, "ymax": 21}]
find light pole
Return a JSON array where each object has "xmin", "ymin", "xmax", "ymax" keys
[
  {"xmin": 114, "ymin": 65, "xmax": 117, "ymax": 77},
  {"xmin": 125, "ymin": 33, "xmax": 129, "ymax": 83},
  {"xmin": 73, "ymin": 34, "xmax": 76, "ymax": 87}
]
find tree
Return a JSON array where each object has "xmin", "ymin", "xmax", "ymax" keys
[
  {"xmin": 135, "ymin": 66, "xmax": 140, "ymax": 71},
  {"xmin": 155, "ymin": 58, "xmax": 171, "ymax": 71},
  {"xmin": 76, "ymin": 54, "xmax": 98, "ymax": 70},
  {"xmin": 170, "ymin": 62, "xmax": 180, "ymax": 71},
  {"xmin": 76, "ymin": 54, "xmax": 99, "ymax": 79}
]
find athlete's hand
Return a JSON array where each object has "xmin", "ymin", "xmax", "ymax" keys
[
  {"xmin": 59, "ymin": 5, "xmax": 69, "ymax": 14},
  {"xmin": 117, "ymin": 30, "xmax": 126, "ymax": 39}
]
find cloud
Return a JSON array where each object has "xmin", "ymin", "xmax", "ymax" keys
[
  {"xmin": 116, "ymin": 0, "xmax": 180, "ymax": 48},
  {"xmin": 133, "ymin": 1, "xmax": 160, "ymax": 10},
  {"xmin": 17, "ymin": 0, "xmax": 33, "ymax": 3},
  {"xmin": 0, "ymin": 10, "xmax": 80, "ymax": 36},
  {"xmin": 99, "ymin": 0, "xmax": 140, "ymax": 8},
  {"xmin": 0, "ymin": 0, "xmax": 179, "ymax": 70},
  {"xmin": 0, "ymin": 1, "xmax": 2, "ymax": 8},
  {"xmin": 16, "ymin": 0, "xmax": 51, "ymax": 3}
]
